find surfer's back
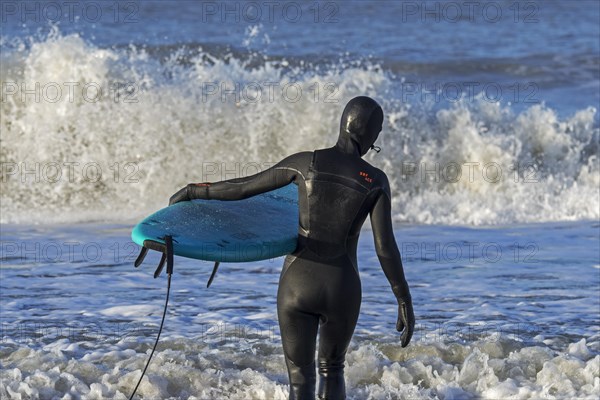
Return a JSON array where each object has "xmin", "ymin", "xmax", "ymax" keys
[{"xmin": 292, "ymin": 147, "xmax": 388, "ymax": 263}]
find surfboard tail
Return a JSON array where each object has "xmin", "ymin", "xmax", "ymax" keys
[{"xmin": 134, "ymin": 236, "xmax": 221, "ymax": 288}]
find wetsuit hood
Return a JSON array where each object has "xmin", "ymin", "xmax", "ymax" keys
[{"xmin": 336, "ymin": 96, "xmax": 384, "ymax": 156}]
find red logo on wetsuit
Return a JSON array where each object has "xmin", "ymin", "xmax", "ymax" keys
[{"xmin": 359, "ymin": 171, "xmax": 373, "ymax": 183}]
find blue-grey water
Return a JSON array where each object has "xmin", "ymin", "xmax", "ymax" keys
[{"xmin": 1, "ymin": 222, "xmax": 599, "ymax": 399}]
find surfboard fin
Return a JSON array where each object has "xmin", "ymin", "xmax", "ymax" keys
[
  {"xmin": 134, "ymin": 235, "xmax": 175, "ymax": 279},
  {"xmin": 153, "ymin": 253, "xmax": 167, "ymax": 278},
  {"xmin": 134, "ymin": 246, "xmax": 149, "ymax": 268},
  {"xmin": 206, "ymin": 261, "xmax": 220, "ymax": 288}
]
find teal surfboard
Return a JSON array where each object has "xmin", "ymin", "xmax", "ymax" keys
[{"xmin": 132, "ymin": 184, "xmax": 299, "ymax": 263}]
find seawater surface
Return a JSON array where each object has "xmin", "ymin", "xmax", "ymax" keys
[{"xmin": 1, "ymin": 221, "xmax": 598, "ymax": 399}]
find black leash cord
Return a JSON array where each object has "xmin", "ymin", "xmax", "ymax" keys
[{"xmin": 128, "ymin": 271, "xmax": 172, "ymax": 400}]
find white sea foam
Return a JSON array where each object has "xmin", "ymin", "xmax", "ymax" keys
[
  {"xmin": 1, "ymin": 336, "xmax": 598, "ymax": 399},
  {"xmin": 1, "ymin": 30, "xmax": 598, "ymax": 225}
]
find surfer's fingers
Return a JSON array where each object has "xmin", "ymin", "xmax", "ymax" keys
[
  {"xmin": 396, "ymin": 313, "xmax": 405, "ymax": 332},
  {"xmin": 169, "ymin": 186, "xmax": 190, "ymax": 206},
  {"xmin": 401, "ymin": 322, "xmax": 414, "ymax": 348},
  {"xmin": 397, "ymin": 300, "xmax": 415, "ymax": 347}
]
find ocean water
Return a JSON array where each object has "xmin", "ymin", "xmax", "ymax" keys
[
  {"xmin": 1, "ymin": 1, "xmax": 599, "ymax": 399},
  {"xmin": 1, "ymin": 222, "xmax": 599, "ymax": 399}
]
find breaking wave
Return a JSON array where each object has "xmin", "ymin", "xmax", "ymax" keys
[{"xmin": 1, "ymin": 30, "xmax": 598, "ymax": 225}]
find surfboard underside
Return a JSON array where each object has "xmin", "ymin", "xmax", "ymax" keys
[{"xmin": 131, "ymin": 184, "xmax": 299, "ymax": 262}]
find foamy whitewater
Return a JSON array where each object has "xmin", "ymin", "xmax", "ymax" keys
[
  {"xmin": 1, "ymin": 1, "xmax": 599, "ymax": 399},
  {"xmin": 1, "ymin": 28, "xmax": 598, "ymax": 225}
]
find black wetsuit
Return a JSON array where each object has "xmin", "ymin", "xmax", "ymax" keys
[{"xmin": 170, "ymin": 97, "xmax": 414, "ymax": 400}]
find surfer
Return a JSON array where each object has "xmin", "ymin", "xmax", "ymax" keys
[{"xmin": 170, "ymin": 96, "xmax": 414, "ymax": 400}]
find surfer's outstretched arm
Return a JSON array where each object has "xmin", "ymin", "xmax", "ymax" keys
[
  {"xmin": 370, "ymin": 173, "xmax": 415, "ymax": 347},
  {"xmin": 169, "ymin": 152, "xmax": 311, "ymax": 204}
]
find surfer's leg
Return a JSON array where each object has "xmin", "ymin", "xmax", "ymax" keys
[
  {"xmin": 278, "ymin": 304, "xmax": 319, "ymax": 399},
  {"xmin": 280, "ymin": 311, "xmax": 319, "ymax": 400},
  {"xmin": 316, "ymin": 269, "xmax": 361, "ymax": 400},
  {"xmin": 278, "ymin": 259, "xmax": 319, "ymax": 399}
]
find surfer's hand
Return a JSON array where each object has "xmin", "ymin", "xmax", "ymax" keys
[
  {"xmin": 396, "ymin": 297, "xmax": 414, "ymax": 347},
  {"xmin": 169, "ymin": 186, "xmax": 191, "ymax": 205},
  {"xmin": 170, "ymin": 183, "xmax": 211, "ymax": 205}
]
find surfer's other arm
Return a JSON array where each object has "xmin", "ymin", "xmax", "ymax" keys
[
  {"xmin": 169, "ymin": 152, "xmax": 311, "ymax": 204},
  {"xmin": 370, "ymin": 173, "xmax": 415, "ymax": 347}
]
